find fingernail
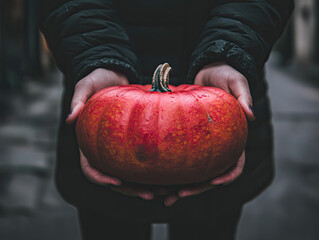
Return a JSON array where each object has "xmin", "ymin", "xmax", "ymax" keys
[
  {"xmin": 210, "ymin": 180, "xmax": 220, "ymax": 185},
  {"xmin": 112, "ymin": 180, "xmax": 121, "ymax": 186},
  {"xmin": 249, "ymin": 106, "xmax": 255, "ymax": 115},
  {"xmin": 165, "ymin": 197, "xmax": 178, "ymax": 207},
  {"xmin": 66, "ymin": 112, "xmax": 72, "ymax": 119},
  {"xmin": 211, "ymin": 179, "xmax": 229, "ymax": 186},
  {"xmin": 249, "ymin": 106, "xmax": 256, "ymax": 120},
  {"xmin": 164, "ymin": 199, "xmax": 172, "ymax": 207},
  {"xmin": 178, "ymin": 191, "xmax": 188, "ymax": 198},
  {"xmin": 140, "ymin": 193, "xmax": 154, "ymax": 200}
]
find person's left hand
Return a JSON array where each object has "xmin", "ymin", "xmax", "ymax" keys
[
  {"xmin": 164, "ymin": 62, "xmax": 255, "ymax": 207},
  {"xmin": 66, "ymin": 68, "xmax": 159, "ymax": 201}
]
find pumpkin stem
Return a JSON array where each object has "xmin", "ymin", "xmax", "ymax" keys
[{"xmin": 150, "ymin": 63, "xmax": 172, "ymax": 92}]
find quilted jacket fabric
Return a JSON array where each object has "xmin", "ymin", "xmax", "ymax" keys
[{"xmin": 40, "ymin": 0, "xmax": 293, "ymax": 223}]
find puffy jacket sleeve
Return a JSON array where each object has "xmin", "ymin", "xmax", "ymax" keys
[
  {"xmin": 187, "ymin": 0, "xmax": 294, "ymax": 91},
  {"xmin": 40, "ymin": 0, "xmax": 140, "ymax": 85}
]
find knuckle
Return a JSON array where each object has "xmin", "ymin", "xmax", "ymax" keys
[
  {"xmin": 87, "ymin": 76, "xmax": 97, "ymax": 86},
  {"xmin": 74, "ymin": 81, "xmax": 83, "ymax": 91},
  {"xmin": 238, "ymin": 74, "xmax": 248, "ymax": 83},
  {"xmin": 72, "ymin": 99, "xmax": 83, "ymax": 106},
  {"xmin": 75, "ymin": 76, "xmax": 95, "ymax": 90},
  {"xmin": 241, "ymin": 93, "xmax": 252, "ymax": 102},
  {"xmin": 226, "ymin": 73, "xmax": 237, "ymax": 83}
]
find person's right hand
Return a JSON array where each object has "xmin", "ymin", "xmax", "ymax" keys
[
  {"xmin": 163, "ymin": 62, "xmax": 255, "ymax": 207},
  {"xmin": 65, "ymin": 68, "xmax": 155, "ymax": 200}
]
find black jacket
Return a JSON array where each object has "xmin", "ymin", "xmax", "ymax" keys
[{"xmin": 41, "ymin": 0, "xmax": 293, "ymax": 223}]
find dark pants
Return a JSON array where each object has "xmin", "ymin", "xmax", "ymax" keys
[{"xmin": 78, "ymin": 204, "xmax": 242, "ymax": 240}]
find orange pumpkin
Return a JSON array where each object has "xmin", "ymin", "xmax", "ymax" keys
[{"xmin": 76, "ymin": 63, "xmax": 247, "ymax": 185}]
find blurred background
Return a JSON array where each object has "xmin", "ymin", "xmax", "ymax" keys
[{"xmin": 0, "ymin": 0, "xmax": 318, "ymax": 239}]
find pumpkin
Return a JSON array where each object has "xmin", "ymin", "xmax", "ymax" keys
[{"xmin": 76, "ymin": 63, "xmax": 248, "ymax": 185}]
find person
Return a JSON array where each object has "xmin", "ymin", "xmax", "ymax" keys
[{"xmin": 40, "ymin": 0, "xmax": 294, "ymax": 239}]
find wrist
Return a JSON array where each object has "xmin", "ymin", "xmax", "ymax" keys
[{"xmin": 87, "ymin": 68, "xmax": 129, "ymax": 87}]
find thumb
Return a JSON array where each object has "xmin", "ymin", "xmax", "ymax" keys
[
  {"xmin": 229, "ymin": 77, "xmax": 255, "ymax": 121},
  {"xmin": 65, "ymin": 81, "xmax": 94, "ymax": 124}
]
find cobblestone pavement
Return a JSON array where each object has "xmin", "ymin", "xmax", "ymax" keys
[
  {"xmin": 237, "ymin": 56, "xmax": 319, "ymax": 240},
  {"xmin": 0, "ymin": 70, "xmax": 81, "ymax": 240},
  {"xmin": 0, "ymin": 54, "xmax": 318, "ymax": 240}
]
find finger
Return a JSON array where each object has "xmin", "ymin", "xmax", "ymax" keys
[
  {"xmin": 164, "ymin": 194, "xmax": 179, "ymax": 207},
  {"xmin": 211, "ymin": 151, "xmax": 245, "ymax": 185},
  {"xmin": 80, "ymin": 150, "xmax": 121, "ymax": 186},
  {"xmin": 65, "ymin": 102, "xmax": 84, "ymax": 124},
  {"xmin": 139, "ymin": 192, "xmax": 154, "ymax": 200},
  {"xmin": 178, "ymin": 183, "xmax": 215, "ymax": 198},
  {"xmin": 110, "ymin": 186, "xmax": 154, "ymax": 200},
  {"xmin": 66, "ymin": 80, "xmax": 94, "ymax": 124},
  {"xmin": 229, "ymin": 77, "xmax": 255, "ymax": 121}
]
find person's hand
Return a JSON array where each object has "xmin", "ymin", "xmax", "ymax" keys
[
  {"xmin": 65, "ymin": 68, "xmax": 155, "ymax": 200},
  {"xmin": 65, "ymin": 68, "xmax": 129, "ymax": 123},
  {"xmin": 164, "ymin": 152, "xmax": 245, "ymax": 207},
  {"xmin": 80, "ymin": 149, "xmax": 157, "ymax": 200},
  {"xmin": 164, "ymin": 62, "xmax": 255, "ymax": 207},
  {"xmin": 194, "ymin": 62, "xmax": 255, "ymax": 121}
]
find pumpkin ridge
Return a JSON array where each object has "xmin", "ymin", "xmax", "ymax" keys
[
  {"xmin": 125, "ymin": 90, "xmax": 151, "ymax": 175},
  {"xmin": 77, "ymin": 90, "xmax": 104, "ymax": 162},
  {"xmin": 187, "ymin": 89, "xmax": 214, "ymax": 181},
  {"xmin": 124, "ymin": 90, "xmax": 152, "ymax": 177},
  {"xmin": 215, "ymin": 93, "xmax": 239, "ymax": 171},
  {"xmin": 208, "ymin": 88, "xmax": 240, "ymax": 141},
  {"xmin": 154, "ymin": 91, "xmax": 188, "ymax": 183},
  {"xmin": 175, "ymin": 92, "xmax": 192, "ymax": 172},
  {"xmin": 78, "ymin": 87, "xmax": 120, "ymax": 170},
  {"xmin": 132, "ymin": 92, "xmax": 162, "ymax": 182},
  {"xmin": 96, "ymin": 87, "xmax": 132, "ymax": 174},
  {"xmin": 215, "ymin": 90, "xmax": 247, "ymax": 160},
  {"xmin": 206, "ymin": 87, "xmax": 244, "ymax": 172},
  {"xmin": 153, "ymin": 93, "xmax": 161, "ymax": 170}
]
